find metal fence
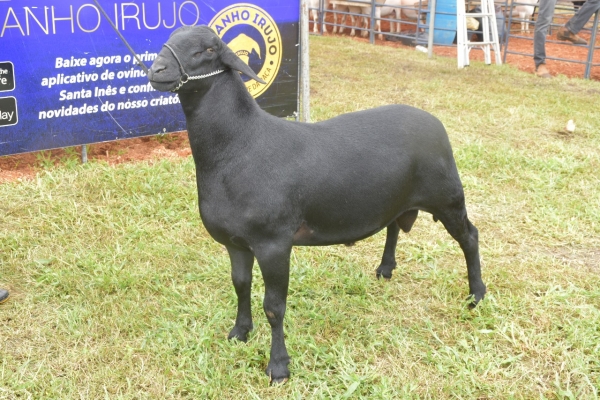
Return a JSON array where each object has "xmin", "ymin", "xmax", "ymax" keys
[
  {"xmin": 308, "ymin": 0, "xmax": 460, "ymax": 57},
  {"xmin": 308, "ymin": 0, "xmax": 600, "ymax": 79}
]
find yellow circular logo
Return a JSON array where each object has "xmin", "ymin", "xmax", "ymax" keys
[{"xmin": 209, "ymin": 4, "xmax": 282, "ymax": 98}]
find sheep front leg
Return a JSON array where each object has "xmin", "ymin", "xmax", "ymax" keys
[
  {"xmin": 332, "ymin": 12, "xmax": 339, "ymax": 33},
  {"xmin": 311, "ymin": 9, "xmax": 319, "ymax": 33},
  {"xmin": 361, "ymin": 16, "xmax": 369, "ymax": 37},
  {"xmin": 350, "ymin": 15, "xmax": 357, "ymax": 36},
  {"xmin": 519, "ymin": 12, "xmax": 525, "ymax": 33},
  {"xmin": 393, "ymin": 10, "xmax": 401, "ymax": 34},
  {"xmin": 254, "ymin": 241, "xmax": 292, "ymax": 383},
  {"xmin": 227, "ymin": 246, "xmax": 255, "ymax": 342}
]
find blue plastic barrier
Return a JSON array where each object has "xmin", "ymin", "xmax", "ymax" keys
[{"xmin": 427, "ymin": 0, "xmax": 456, "ymax": 44}]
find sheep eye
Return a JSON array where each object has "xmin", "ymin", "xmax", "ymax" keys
[{"xmin": 193, "ymin": 48, "xmax": 213, "ymax": 57}]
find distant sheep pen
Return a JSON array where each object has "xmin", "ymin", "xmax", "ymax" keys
[{"xmin": 308, "ymin": 0, "xmax": 600, "ymax": 79}]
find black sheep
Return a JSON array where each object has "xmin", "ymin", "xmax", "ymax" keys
[{"xmin": 148, "ymin": 25, "xmax": 486, "ymax": 383}]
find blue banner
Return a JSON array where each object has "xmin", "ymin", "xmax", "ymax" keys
[{"xmin": 0, "ymin": 1, "xmax": 300, "ymax": 156}]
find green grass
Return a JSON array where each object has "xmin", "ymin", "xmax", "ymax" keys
[{"xmin": 1, "ymin": 36, "xmax": 599, "ymax": 398}]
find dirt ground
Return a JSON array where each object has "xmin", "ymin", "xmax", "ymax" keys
[
  {"xmin": 0, "ymin": 133, "xmax": 192, "ymax": 183},
  {"xmin": 1, "ymin": 18, "xmax": 598, "ymax": 183}
]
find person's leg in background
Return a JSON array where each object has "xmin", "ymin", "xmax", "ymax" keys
[
  {"xmin": 557, "ymin": 0, "xmax": 600, "ymax": 45},
  {"xmin": 533, "ymin": 0, "xmax": 558, "ymax": 77}
]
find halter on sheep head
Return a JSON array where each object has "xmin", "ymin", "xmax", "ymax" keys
[{"xmin": 148, "ymin": 25, "xmax": 265, "ymax": 93}]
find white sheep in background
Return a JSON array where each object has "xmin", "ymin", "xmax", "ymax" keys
[
  {"xmin": 382, "ymin": 0, "xmax": 408, "ymax": 34},
  {"xmin": 394, "ymin": 0, "xmax": 428, "ymax": 33},
  {"xmin": 346, "ymin": 0, "xmax": 423, "ymax": 39},
  {"xmin": 330, "ymin": 0, "xmax": 424, "ymax": 38},
  {"xmin": 331, "ymin": 3, "xmax": 357, "ymax": 35},
  {"xmin": 308, "ymin": 0, "xmax": 331, "ymax": 33},
  {"xmin": 401, "ymin": 0, "xmax": 426, "ymax": 22},
  {"xmin": 510, "ymin": 0, "xmax": 538, "ymax": 33},
  {"xmin": 350, "ymin": 0, "xmax": 402, "ymax": 39}
]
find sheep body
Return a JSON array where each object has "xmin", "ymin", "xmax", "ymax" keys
[
  {"xmin": 149, "ymin": 25, "xmax": 486, "ymax": 383},
  {"xmin": 196, "ymin": 101, "xmax": 459, "ymax": 248}
]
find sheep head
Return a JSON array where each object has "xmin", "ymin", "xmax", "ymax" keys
[{"xmin": 149, "ymin": 25, "xmax": 266, "ymax": 92}]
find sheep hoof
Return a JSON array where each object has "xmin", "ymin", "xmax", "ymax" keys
[
  {"xmin": 467, "ymin": 291, "xmax": 486, "ymax": 309},
  {"xmin": 267, "ymin": 363, "xmax": 290, "ymax": 384},
  {"xmin": 227, "ymin": 324, "xmax": 253, "ymax": 342},
  {"xmin": 376, "ymin": 271, "xmax": 392, "ymax": 280},
  {"xmin": 376, "ymin": 262, "xmax": 396, "ymax": 280}
]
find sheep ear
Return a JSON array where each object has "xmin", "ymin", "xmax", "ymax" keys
[{"xmin": 220, "ymin": 46, "xmax": 267, "ymax": 84}]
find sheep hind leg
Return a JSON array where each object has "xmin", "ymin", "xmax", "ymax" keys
[
  {"xmin": 436, "ymin": 208, "xmax": 486, "ymax": 307},
  {"xmin": 518, "ymin": 11, "xmax": 527, "ymax": 33},
  {"xmin": 376, "ymin": 210, "xmax": 419, "ymax": 279},
  {"xmin": 350, "ymin": 14, "xmax": 358, "ymax": 36},
  {"xmin": 333, "ymin": 10, "xmax": 344, "ymax": 34},
  {"xmin": 361, "ymin": 17, "xmax": 370, "ymax": 37}
]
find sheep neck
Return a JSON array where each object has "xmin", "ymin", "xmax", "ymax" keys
[{"xmin": 177, "ymin": 71, "xmax": 263, "ymax": 172}]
